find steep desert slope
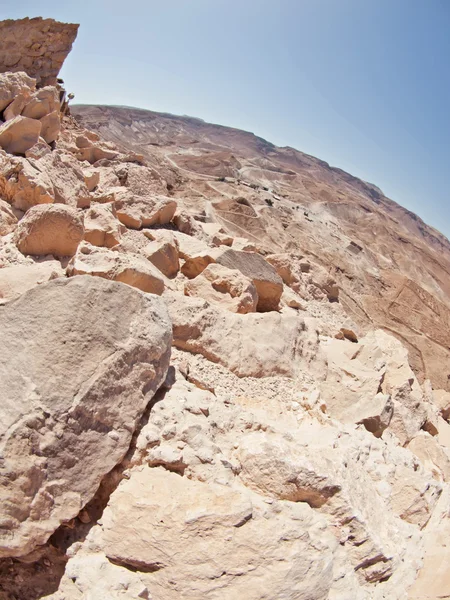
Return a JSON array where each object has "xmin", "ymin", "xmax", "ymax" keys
[
  {"xmin": 3, "ymin": 16, "xmax": 450, "ymax": 600},
  {"xmin": 73, "ymin": 104, "xmax": 450, "ymax": 390}
]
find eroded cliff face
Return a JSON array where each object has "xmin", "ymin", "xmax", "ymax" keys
[
  {"xmin": 1, "ymin": 16, "xmax": 450, "ymax": 600},
  {"xmin": 0, "ymin": 17, "xmax": 78, "ymax": 87}
]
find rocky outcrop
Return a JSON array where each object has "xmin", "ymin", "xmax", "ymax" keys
[
  {"xmin": 14, "ymin": 204, "xmax": 84, "ymax": 257},
  {"xmin": 167, "ymin": 293, "xmax": 323, "ymax": 378},
  {"xmin": 0, "ymin": 18, "xmax": 78, "ymax": 87},
  {"xmin": 184, "ymin": 263, "xmax": 258, "ymax": 313},
  {"xmin": 2, "ymin": 18, "xmax": 450, "ymax": 600},
  {"xmin": 0, "ymin": 276, "xmax": 172, "ymax": 558},
  {"xmin": 67, "ymin": 242, "xmax": 165, "ymax": 294}
]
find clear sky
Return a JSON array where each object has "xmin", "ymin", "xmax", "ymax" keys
[{"xmin": 3, "ymin": 0, "xmax": 450, "ymax": 239}]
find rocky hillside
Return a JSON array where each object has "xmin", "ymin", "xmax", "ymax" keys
[
  {"xmin": 1, "ymin": 16, "xmax": 450, "ymax": 600},
  {"xmin": 72, "ymin": 104, "xmax": 450, "ymax": 391}
]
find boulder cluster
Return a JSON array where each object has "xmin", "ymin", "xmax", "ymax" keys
[{"xmin": 1, "ymin": 16, "xmax": 450, "ymax": 600}]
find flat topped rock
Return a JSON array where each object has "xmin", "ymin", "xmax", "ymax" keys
[{"xmin": 0, "ymin": 18, "xmax": 79, "ymax": 87}]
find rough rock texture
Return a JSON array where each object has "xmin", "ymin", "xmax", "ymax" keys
[
  {"xmin": 214, "ymin": 248, "xmax": 283, "ymax": 312},
  {"xmin": 83, "ymin": 203, "xmax": 124, "ymax": 248},
  {"xmin": 67, "ymin": 241, "xmax": 165, "ymax": 294},
  {"xmin": 0, "ymin": 115, "xmax": 42, "ymax": 154},
  {"xmin": 0, "ymin": 261, "xmax": 64, "ymax": 303},
  {"xmin": 0, "ymin": 71, "xmax": 35, "ymax": 112},
  {"xmin": 14, "ymin": 204, "xmax": 84, "ymax": 257},
  {"xmin": 114, "ymin": 195, "xmax": 177, "ymax": 229},
  {"xmin": 0, "ymin": 18, "xmax": 78, "ymax": 86},
  {"xmin": 166, "ymin": 293, "xmax": 323, "ymax": 378},
  {"xmin": 0, "ymin": 198, "xmax": 17, "ymax": 235},
  {"xmin": 184, "ymin": 263, "xmax": 258, "ymax": 313},
  {"xmin": 0, "ymin": 276, "xmax": 172, "ymax": 558}
]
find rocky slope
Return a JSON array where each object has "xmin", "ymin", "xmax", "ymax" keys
[{"xmin": 1, "ymin": 16, "xmax": 450, "ymax": 600}]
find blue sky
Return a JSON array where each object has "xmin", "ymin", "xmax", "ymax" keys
[{"xmin": 3, "ymin": 0, "xmax": 450, "ymax": 238}]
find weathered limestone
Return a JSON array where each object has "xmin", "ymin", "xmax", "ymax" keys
[
  {"xmin": 0, "ymin": 115, "xmax": 41, "ymax": 155},
  {"xmin": 67, "ymin": 242, "xmax": 165, "ymax": 294},
  {"xmin": 83, "ymin": 203, "xmax": 124, "ymax": 248},
  {"xmin": 0, "ymin": 18, "xmax": 79, "ymax": 86},
  {"xmin": 0, "ymin": 198, "xmax": 17, "ymax": 235},
  {"xmin": 166, "ymin": 293, "xmax": 324, "ymax": 378},
  {"xmin": 214, "ymin": 248, "xmax": 283, "ymax": 311},
  {"xmin": 15, "ymin": 204, "xmax": 84, "ymax": 257},
  {"xmin": 114, "ymin": 195, "xmax": 177, "ymax": 229},
  {"xmin": 0, "ymin": 276, "xmax": 172, "ymax": 558},
  {"xmin": 0, "ymin": 71, "xmax": 35, "ymax": 112},
  {"xmin": 0, "ymin": 261, "xmax": 64, "ymax": 303},
  {"xmin": 185, "ymin": 263, "xmax": 258, "ymax": 314}
]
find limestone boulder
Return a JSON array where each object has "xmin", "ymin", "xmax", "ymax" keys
[
  {"xmin": 433, "ymin": 389, "xmax": 450, "ymax": 421},
  {"xmin": 166, "ymin": 293, "xmax": 324, "ymax": 378},
  {"xmin": 0, "ymin": 276, "xmax": 172, "ymax": 558},
  {"xmin": 15, "ymin": 204, "xmax": 84, "ymax": 257},
  {"xmin": 0, "ymin": 116, "xmax": 41, "ymax": 155},
  {"xmin": 214, "ymin": 248, "xmax": 283, "ymax": 311},
  {"xmin": 0, "ymin": 198, "xmax": 17, "ymax": 235},
  {"xmin": 0, "ymin": 152, "xmax": 54, "ymax": 210},
  {"xmin": 0, "ymin": 71, "xmax": 35, "ymax": 113},
  {"xmin": 67, "ymin": 242, "xmax": 165, "ymax": 295},
  {"xmin": 266, "ymin": 252, "xmax": 302, "ymax": 287},
  {"xmin": 143, "ymin": 238, "xmax": 179, "ymax": 278},
  {"xmin": 237, "ymin": 432, "xmax": 341, "ymax": 506},
  {"xmin": 88, "ymin": 466, "xmax": 336, "ymax": 600},
  {"xmin": 173, "ymin": 231, "xmax": 218, "ymax": 279},
  {"xmin": 3, "ymin": 93, "xmax": 29, "ymax": 121},
  {"xmin": 21, "ymin": 86, "xmax": 59, "ymax": 120},
  {"xmin": 114, "ymin": 195, "xmax": 177, "ymax": 229},
  {"xmin": 185, "ymin": 263, "xmax": 258, "ymax": 314},
  {"xmin": 0, "ymin": 261, "xmax": 64, "ymax": 303},
  {"xmin": 24, "ymin": 137, "xmax": 51, "ymax": 159},
  {"xmin": 39, "ymin": 110, "xmax": 60, "ymax": 144},
  {"xmin": 408, "ymin": 432, "xmax": 450, "ymax": 482},
  {"xmin": 83, "ymin": 203, "xmax": 124, "ymax": 248}
]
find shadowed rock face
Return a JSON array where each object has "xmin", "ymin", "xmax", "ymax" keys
[
  {"xmin": 72, "ymin": 104, "xmax": 450, "ymax": 390},
  {"xmin": 0, "ymin": 18, "xmax": 78, "ymax": 87}
]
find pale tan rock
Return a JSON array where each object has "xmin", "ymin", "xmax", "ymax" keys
[
  {"xmin": 0, "ymin": 152, "xmax": 54, "ymax": 210},
  {"xmin": 266, "ymin": 252, "xmax": 302, "ymax": 287},
  {"xmin": 237, "ymin": 432, "xmax": 341, "ymax": 506},
  {"xmin": 408, "ymin": 432, "xmax": 450, "ymax": 481},
  {"xmin": 0, "ymin": 115, "xmax": 41, "ymax": 155},
  {"xmin": 83, "ymin": 203, "xmax": 124, "ymax": 248},
  {"xmin": 0, "ymin": 198, "xmax": 18, "ymax": 235},
  {"xmin": 390, "ymin": 466, "xmax": 441, "ymax": 528},
  {"xmin": 143, "ymin": 239, "xmax": 179, "ymax": 278},
  {"xmin": 0, "ymin": 18, "xmax": 78, "ymax": 87},
  {"xmin": 185, "ymin": 263, "xmax": 258, "ymax": 314},
  {"xmin": 90, "ymin": 466, "xmax": 336, "ymax": 600},
  {"xmin": 172, "ymin": 209, "xmax": 204, "ymax": 237},
  {"xmin": 67, "ymin": 242, "xmax": 165, "ymax": 295},
  {"xmin": 232, "ymin": 236, "xmax": 258, "ymax": 252},
  {"xmin": 39, "ymin": 109, "xmax": 60, "ymax": 144},
  {"xmin": 33, "ymin": 151, "xmax": 91, "ymax": 208},
  {"xmin": 0, "ymin": 261, "xmax": 63, "ymax": 303},
  {"xmin": 24, "ymin": 136, "xmax": 51, "ymax": 159},
  {"xmin": 175, "ymin": 234, "xmax": 219, "ymax": 279},
  {"xmin": 433, "ymin": 389, "xmax": 450, "ymax": 421},
  {"xmin": 310, "ymin": 264, "xmax": 339, "ymax": 301},
  {"xmin": 3, "ymin": 93, "xmax": 29, "ymax": 120},
  {"xmin": 15, "ymin": 204, "xmax": 83, "ymax": 257},
  {"xmin": 114, "ymin": 195, "xmax": 177, "ymax": 229},
  {"xmin": 0, "ymin": 276, "xmax": 172, "ymax": 558},
  {"xmin": 22, "ymin": 86, "xmax": 59, "ymax": 120},
  {"xmin": 281, "ymin": 285, "xmax": 305, "ymax": 309},
  {"xmin": 82, "ymin": 167, "xmax": 100, "ymax": 192},
  {"xmin": 408, "ymin": 488, "xmax": 450, "ymax": 599},
  {"xmin": 166, "ymin": 293, "xmax": 324, "ymax": 378},
  {"xmin": 0, "ymin": 71, "xmax": 35, "ymax": 112},
  {"xmin": 214, "ymin": 248, "xmax": 283, "ymax": 311}
]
